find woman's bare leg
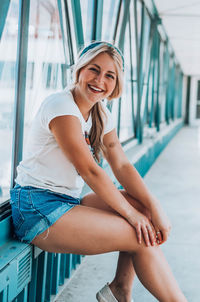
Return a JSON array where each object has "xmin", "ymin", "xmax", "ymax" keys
[
  {"xmin": 81, "ymin": 190, "xmax": 153, "ymax": 302},
  {"xmin": 81, "ymin": 191, "xmax": 147, "ymax": 302},
  {"xmin": 109, "ymin": 252, "xmax": 134, "ymax": 302},
  {"xmin": 31, "ymin": 200, "xmax": 187, "ymax": 301}
]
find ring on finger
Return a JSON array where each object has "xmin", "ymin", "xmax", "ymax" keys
[{"xmin": 156, "ymin": 231, "xmax": 161, "ymax": 239}]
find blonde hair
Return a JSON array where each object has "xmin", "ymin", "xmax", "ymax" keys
[{"xmin": 72, "ymin": 42, "xmax": 124, "ymax": 162}]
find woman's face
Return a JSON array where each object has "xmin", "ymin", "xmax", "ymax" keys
[{"xmin": 77, "ymin": 52, "xmax": 117, "ymax": 104}]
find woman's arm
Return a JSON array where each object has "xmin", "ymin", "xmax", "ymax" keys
[
  {"xmin": 50, "ymin": 115, "xmax": 156, "ymax": 245},
  {"xmin": 103, "ymin": 129, "xmax": 171, "ymax": 243}
]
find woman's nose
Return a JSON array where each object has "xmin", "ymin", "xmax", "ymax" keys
[{"xmin": 94, "ymin": 72, "xmax": 104, "ymax": 84}]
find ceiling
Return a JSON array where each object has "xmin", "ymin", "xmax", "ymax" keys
[{"xmin": 153, "ymin": 0, "xmax": 200, "ymax": 76}]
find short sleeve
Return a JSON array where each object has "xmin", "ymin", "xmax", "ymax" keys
[
  {"xmin": 103, "ymin": 105, "xmax": 115, "ymax": 135},
  {"xmin": 40, "ymin": 92, "xmax": 81, "ymax": 132}
]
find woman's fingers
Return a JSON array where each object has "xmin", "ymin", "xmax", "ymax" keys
[
  {"xmin": 147, "ymin": 225, "xmax": 157, "ymax": 246},
  {"xmin": 156, "ymin": 230, "xmax": 163, "ymax": 244},
  {"xmin": 156, "ymin": 229, "xmax": 170, "ymax": 244},
  {"xmin": 141, "ymin": 224, "xmax": 151, "ymax": 246},
  {"xmin": 140, "ymin": 223, "xmax": 157, "ymax": 247},
  {"xmin": 136, "ymin": 225, "xmax": 142, "ymax": 244},
  {"xmin": 161, "ymin": 229, "xmax": 169, "ymax": 243}
]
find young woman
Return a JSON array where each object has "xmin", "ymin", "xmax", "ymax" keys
[{"xmin": 10, "ymin": 41, "xmax": 187, "ymax": 302}]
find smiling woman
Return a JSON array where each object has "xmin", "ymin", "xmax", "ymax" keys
[{"xmin": 10, "ymin": 41, "xmax": 187, "ymax": 302}]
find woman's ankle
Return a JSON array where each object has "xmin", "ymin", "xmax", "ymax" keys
[{"xmin": 109, "ymin": 281, "xmax": 132, "ymax": 302}]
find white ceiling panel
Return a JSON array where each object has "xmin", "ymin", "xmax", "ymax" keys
[{"xmin": 153, "ymin": 0, "xmax": 200, "ymax": 75}]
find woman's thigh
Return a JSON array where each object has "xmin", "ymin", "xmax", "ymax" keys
[
  {"xmin": 31, "ymin": 204, "xmax": 142, "ymax": 255},
  {"xmin": 81, "ymin": 190, "xmax": 151, "ymax": 219}
]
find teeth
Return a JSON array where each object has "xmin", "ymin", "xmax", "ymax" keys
[{"xmin": 89, "ymin": 85, "xmax": 103, "ymax": 92}]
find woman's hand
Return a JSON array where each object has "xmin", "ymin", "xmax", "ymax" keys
[
  {"xmin": 151, "ymin": 203, "xmax": 172, "ymax": 245},
  {"xmin": 126, "ymin": 208, "xmax": 157, "ymax": 247}
]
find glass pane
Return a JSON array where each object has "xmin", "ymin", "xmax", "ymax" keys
[
  {"xmin": 147, "ymin": 63, "xmax": 154, "ymax": 125},
  {"xmin": 0, "ymin": 0, "xmax": 19, "ymax": 204},
  {"xmin": 119, "ymin": 21, "xmax": 134, "ymax": 142},
  {"xmin": 197, "ymin": 80, "xmax": 200, "ymax": 100},
  {"xmin": 130, "ymin": 0, "xmax": 138, "ymax": 127},
  {"xmin": 67, "ymin": 0, "xmax": 80, "ymax": 58},
  {"xmin": 101, "ymin": 0, "xmax": 120, "ymax": 42},
  {"xmin": 141, "ymin": 9, "xmax": 151, "ymax": 80},
  {"xmin": 80, "ymin": 0, "xmax": 92, "ymax": 44},
  {"xmin": 136, "ymin": 0, "xmax": 142, "ymax": 48},
  {"xmin": 23, "ymin": 0, "xmax": 70, "ymax": 145},
  {"xmin": 114, "ymin": 1, "xmax": 125, "ymax": 45},
  {"xmin": 159, "ymin": 41, "xmax": 166, "ymax": 123},
  {"xmin": 107, "ymin": 98, "xmax": 119, "ymax": 133}
]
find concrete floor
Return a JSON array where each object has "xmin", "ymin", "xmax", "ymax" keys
[{"xmin": 54, "ymin": 126, "xmax": 200, "ymax": 302}]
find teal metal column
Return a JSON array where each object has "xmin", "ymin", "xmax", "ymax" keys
[
  {"xmin": 155, "ymin": 32, "xmax": 161, "ymax": 131},
  {"xmin": 177, "ymin": 72, "xmax": 183, "ymax": 118},
  {"xmin": 113, "ymin": 0, "xmax": 122, "ymax": 43},
  {"xmin": 136, "ymin": 3, "xmax": 145, "ymax": 143},
  {"xmin": 91, "ymin": 0, "xmax": 103, "ymax": 41},
  {"xmin": 57, "ymin": 0, "xmax": 74, "ymax": 66},
  {"xmin": 117, "ymin": 0, "xmax": 131, "ymax": 50},
  {"xmin": 0, "ymin": 0, "xmax": 10, "ymax": 40},
  {"xmin": 128, "ymin": 14, "xmax": 136, "ymax": 136},
  {"xmin": 185, "ymin": 76, "xmax": 191, "ymax": 124},
  {"xmin": 116, "ymin": 0, "xmax": 131, "ymax": 136},
  {"xmin": 165, "ymin": 44, "xmax": 170, "ymax": 124},
  {"xmin": 11, "ymin": 0, "xmax": 30, "ymax": 187},
  {"xmin": 71, "ymin": 0, "xmax": 84, "ymax": 49}
]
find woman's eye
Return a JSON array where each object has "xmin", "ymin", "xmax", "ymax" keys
[
  {"xmin": 107, "ymin": 74, "xmax": 115, "ymax": 80},
  {"xmin": 89, "ymin": 67, "xmax": 98, "ymax": 73}
]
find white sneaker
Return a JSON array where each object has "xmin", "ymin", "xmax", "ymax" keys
[{"xmin": 96, "ymin": 283, "xmax": 134, "ymax": 302}]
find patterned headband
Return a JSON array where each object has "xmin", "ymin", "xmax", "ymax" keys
[{"xmin": 79, "ymin": 41, "xmax": 124, "ymax": 71}]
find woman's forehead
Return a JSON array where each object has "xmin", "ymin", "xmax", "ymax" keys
[{"xmin": 88, "ymin": 52, "xmax": 116, "ymax": 72}]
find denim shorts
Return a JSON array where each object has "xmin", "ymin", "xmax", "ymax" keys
[{"xmin": 9, "ymin": 184, "xmax": 81, "ymax": 244}]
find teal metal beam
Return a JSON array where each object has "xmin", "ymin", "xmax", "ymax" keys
[
  {"xmin": 28, "ymin": 257, "xmax": 38, "ymax": 302},
  {"xmin": 59, "ymin": 254, "xmax": 66, "ymax": 285},
  {"xmin": 11, "ymin": 0, "xmax": 30, "ymax": 187},
  {"xmin": 57, "ymin": 0, "xmax": 72, "ymax": 66},
  {"xmin": 113, "ymin": 0, "xmax": 122, "ymax": 43},
  {"xmin": 155, "ymin": 32, "xmax": 161, "ymax": 131},
  {"xmin": 36, "ymin": 252, "xmax": 48, "ymax": 301},
  {"xmin": 128, "ymin": 14, "xmax": 136, "ymax": 136},
  {"xmin": 116, "ymin": 0, "xmax": 131, "ymax": 137},
  {"xmin": 52, "ymin": 254, "xmax": 61, "ymax": 295},
  {"xmin": 65, "ymin": 253, "xmax": 73, "ymax": 278},
  {"xmin": 0, "ymin": 216, "xmax": 12, "ymax": 246},
  {"xmin": 61, "ymin": 0, "xmax": 74, "ymax": 65},
  {"xmin": 144, "ymin": 0, "xmax": 158, "ymax": 18},
  {"xmin": 185, "ymin": 76, "xmax": 191, "ymax": 124},
  {"xmin": 91, "ymin": 0, "xmax": 103, "ymax": 41},
  {"xmin": 178, "ymin": 72, "xmax": 183, "ymax": 118},
  {"xmin": 117, "ymin": 0, "xmax": 131, "ymax": 50},
  {"xmin": 136, "ymin": 3, "xmax": 145, "ymax": 143},
  {"xmin": 71, "ymin": 0, "xmax": 84, "ymax": 49},
  {"xmin": 0, "ymin": 0, "xmax": 10, "ymax": 40}
]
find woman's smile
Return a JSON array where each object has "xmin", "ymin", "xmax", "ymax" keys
[
  {"xmin": 76, "ymin": 52, "xmax": 117, "ymax": 106},
  {"xmin": 87, "ymin": 84, "xmax": 105, "ymax": 93}
]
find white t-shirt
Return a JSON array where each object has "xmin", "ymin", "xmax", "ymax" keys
[{"xmin": 15, "ymin": 89, "xmax": 115, "ymax": 198}]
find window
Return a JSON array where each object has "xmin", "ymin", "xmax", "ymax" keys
[
  {"xmin": 196, "ymin": 80, "xmax": 200, "ymax": 118},
  {"xmin": 23, "ymin": 0, "xmax": 71, "ymax": 145},
  {"xmin": 80, "ymin": 0, "xmax": 93, "ymax": 44},
  {"xmin": 0, "ymin": 0, "xmax": 19, "ymax": 204},
  {"xmin": 119, "ymin": 17, "xmax": 134, "ymax": 142},
  {"xmin": 101, "ymin": 0, "xmax": 121, "ymax": 42}
]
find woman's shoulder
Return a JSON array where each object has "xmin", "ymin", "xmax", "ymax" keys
[{"xmin": 41, "ymin": 89, "xmax": 80, "ymax": 115}]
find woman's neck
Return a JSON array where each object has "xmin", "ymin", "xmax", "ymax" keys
[{"xmin": 71, "ymin": 87, "xmax": 92, "ymax": 122}]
